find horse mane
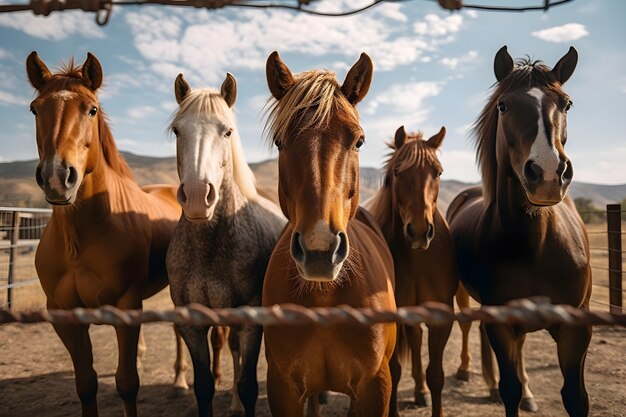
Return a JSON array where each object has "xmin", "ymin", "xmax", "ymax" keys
[
  {"xmin": 366, "ymin": 131, "xmax": 442, "ymax": 228},
  {"xmin": 169, "ymin": 89, "xmax": 259, "ymax": 201},
  {"xmin": 264, "ymin": 69, "xmax": 359, "ymax": 147},
  {"xmin": 37, "ymin": 60, "xmax": 133, "ymax": 179},
  {"xmin": 473, "ymin": 58, "xmax": 562, "ymax": 203}
]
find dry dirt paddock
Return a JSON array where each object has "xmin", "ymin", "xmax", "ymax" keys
[{"xmin": 0, "ymin": 287, "xmax": 624, "ymax": 417}]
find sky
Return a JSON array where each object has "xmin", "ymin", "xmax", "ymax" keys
[{"xmin": 0, "ymin": 0, "xmax": 624, "ymax": 184}]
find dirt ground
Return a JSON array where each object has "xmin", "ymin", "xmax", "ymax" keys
[{"xmin": 0, "ymin": 287, "xmax": 624, "ymax": 417}]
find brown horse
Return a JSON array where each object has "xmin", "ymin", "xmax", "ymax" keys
[
  {"xmin": 364, "ymin": 126, "xmax": 457, "ymax": 417},
  {"xmin": 262, "ymin": 51, "xmax": 396, "ymax": 417},
  {"xmin": 447, "ymin": 46, "xmax": 591, "ymax": 417},
  {"xmin": 26, "ymin": 52, "xmax": 187, "ymax": 417}
]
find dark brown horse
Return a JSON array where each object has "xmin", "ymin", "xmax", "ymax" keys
[
  {"xmin": 26, "ymin": 52, "xmax": 186, "ymax": 417},
  {"xmin": 365, "ymin": 126, "xmax": 457, "ymax": 417},
  {"xmin": 262, "ymin": 51, "xmax": 396, "ymax": 417},
  {"xmin": 447, "ymin": 46, "xmax": 592, "ymax": 417}
]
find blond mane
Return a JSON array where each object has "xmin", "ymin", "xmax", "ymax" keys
[
  {"xmin": 264, "ymin": 70, "xmax": 359, "ymax": 146},
  {"xmin": 169, "ymin": 88, "xmax": 259, "ymax": 201}
]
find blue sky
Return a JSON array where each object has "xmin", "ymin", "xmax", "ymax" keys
[{"xmin": 0, "ymin": 0, "xmax": 624, "ymax": 184}]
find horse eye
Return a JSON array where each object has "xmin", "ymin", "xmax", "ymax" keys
[
  {"xmin": 565, "ymin": 101, "xmax": 573, "ymax": 112},
  {"xmin": 355, "ymin": 136, "xmax": 365, "ymax": 150},
  {"xmin": 225, "ymin": 129, "xmax": 233, "ymax": 138},
  {"xmin": 30, "ymin": 106, "xmax": 37, "ymax": 116},
  {"xmin": 497, "ymin": 102, "xmax": 508, "ymax": 113},
  {"xmin": 88, "ymin": 107, "xmax": 98, "ymax": 117},
  {"xmin": 172, "ymin": 127, "xmax": 179, "ymax": 136},
  {"xmin": 437, "ymin": 170, "xmax": 443, "ymax": 178}
]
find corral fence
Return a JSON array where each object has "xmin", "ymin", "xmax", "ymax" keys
[{"xmin": 0, "ymin": 204, "xmax": 623, "ymax": 317}]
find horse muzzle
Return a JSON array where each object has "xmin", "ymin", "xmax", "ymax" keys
[
  {"xmin": 404, "ymin": 222, "xmax": 434, "ymax": 251},
  {"xmin": 36, "ymin": 162, "xmax": 80, "ymax": 205},
  {"xmin": 290, "ymin": 229, "xmax": 348, "ymax": 282},
  {"xmin": 177, "ymin": 182, "xmax": 217, "ymax": 223}
]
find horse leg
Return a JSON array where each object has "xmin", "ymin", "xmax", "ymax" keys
[
  {"xmin": 516, "ymin": 335, "xmax": 538, "ymax": 412},
  {"xmin": 177, "ymin": 324, "xmax": 214, "ymax": 417},
  {"xmin": 137, "ymin": 327, "xmax": 147, "ymax": 375},
  {"xmin": 173, "ymin": 325, "xmax": 190, "ymax": 394},
  {"xmin": 485, "ymin": 324, "xmax": 523, "ymax": 417},
  {"xmin": 427, "ymin": 322, "xmax": 453, "ymax": 417},
  {"xmin": 114, "ymin": 323, "xmax": 141, "ymax": 417},
  {"xmin": 549, "ymin": 324, "xmax": 592, "ymax": 417},
  {"xmin": 52, "ymin": 322, "xmax": 98, "ymax": 417},
  {"xmin": 228, "ymin": 327, "xmax": 244, "ymax": 416},
  {"xmin": 210, "ymin": 326, "xmax": 228, "ymax": 387},
  {"xmin": 406, "ymin": 324, "xmax": 430, "ymax": 407},
  {"xmin": 236, "ymin": 324, "xmax": 263, "ymax": 417},
  {"xmin": 455, "ymin": 285, "xmax": 472, "ymax": 381},
  {"xmin": 305, "ymin": 394, "xmax": 320, "ymax": 417},
  {"xmin": 267, "ymin": 363, "xmax": 304, "ymax": 417},
  {"xmin": 354, "ymin": 365, "xmax": 392, "ymax": 417},
  {"xmin": 479, "ymin": 322, "xmax": 500, "ymax": 401},
  {"xmin": 389, "ymin": 334, "xmax": 402, "ymax": 417}
]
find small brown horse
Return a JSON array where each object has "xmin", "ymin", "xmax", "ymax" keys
[
  {"xmin": 364, "ymin": 126, "xmax": 457, "ymax": 417},
  {"xmin": 448, "ymin": 46, "xmax": 592, "ymax": 417},
  {"xmin": 26, "ymin": 52, "xmax": 187, "ymax": 417},
  {"xmin": 262, "ymin": 51, "xmax": 396, "ymax": 417}
]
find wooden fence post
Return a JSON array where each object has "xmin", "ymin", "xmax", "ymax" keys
[
  {"xmin": 606, "ymin": 204, "xmax": 623, "ymax": 314},
  {"xmin": 7, "ymin": 211, "xmax": 20, "ymax": 311}
]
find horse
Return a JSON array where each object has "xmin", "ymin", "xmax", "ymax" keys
[
  {"xmin": 364, "ymin": 126, "xmax": 457, "ymax": 417},
  {"xmin": 447, "ymin": 46, "xmax": 592, "ymax": 417},
  {"xmin": 26, "ymin": 52, "xmax": 188, "ymax": 417},
  {"xmin": 165, "ymin": 72, "xmax": 285, "ymax": 417},
  {"xmin": 262, "ymin": 51, "xmax": 397, "ymax": 417}
]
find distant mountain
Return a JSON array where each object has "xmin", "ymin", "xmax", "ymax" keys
[{"xmin": 1, "ymin": 152, "xmax": 624, "ymax": 213}]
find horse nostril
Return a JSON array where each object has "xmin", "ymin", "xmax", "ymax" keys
[
  {"xmin": 333, "ymin": 232, "xmax": 348, "ymax": 264},
  {"xmin": 524, "ymin": 160, "xmax": 543, "ymax": 184},
  {"xmin": 176, "ymin": 184, "xmax": 187, "ymax": 205},
  {"xmin": 561, "ymin": 160, "xmax": 573, "ymax": 184},
  {"xmin": 35, "ymin": 166, "xmax": 44, "ymax": 188},
  {"xmin": 406, "ymin": 223, "xmax": 416, "ymax": 240},
  {"xmin": 206, "ymin": 183, "xmax": 216, "ymax": 207},
  {"xmin": 427, "ymin": 223, "xmax": 435, "ymax": 240},
  {"xmin": 290, "ymin": 232, "xmax": 305, "ymax": 264},
  {"xmin": 66, "ymin": 166, "xmax": 78, "ymax": 188}
]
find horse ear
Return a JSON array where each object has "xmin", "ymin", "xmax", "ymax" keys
[
  {"xmin": 266, "ymin": 51, "xmax": 295, "ymax": 100},
  {"xmin": 394, "ymin": 126, "xmax": 407, "ymax": 149},
  {"xmin": 26, "ymin": 51, "xmax": 51, "ymax": 90},
  {"xmin": 174, "ymin": 73, "xmax": 191, "ymax": 104},
  {"xmin": 81, "ymin": 53, "xmax": 103, "ymax": 91},
  {"xmin": 426, "ymin": 126, "xmax": 446, "ymax": 149},
  {"xmin": 552, "ymin": 46, "xmax": 578, "ymax": 85},
  {"xmin": 220, "ymin": 73, "xmax": 237, "ymax": 107},
  {"xmin": 494, "ymin": 45, "xmax": 514, "ymax": 82},
  {"xmin": 341, "ymin": 52, "xmax": 373, "ymax": 105}
]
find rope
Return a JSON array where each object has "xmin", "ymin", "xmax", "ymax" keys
[{"xmin": 1, "ymin": 298, "xmax": 624, "ymax": 327}]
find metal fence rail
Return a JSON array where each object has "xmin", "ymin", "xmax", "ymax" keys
[{"xmin": 1, "ymin": 298, "xmax": 625, "ymax": 327}]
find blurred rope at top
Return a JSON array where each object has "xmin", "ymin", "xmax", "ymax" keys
[{"xmin": 0, "ymin": 0, "xmax": 576, "ymax": 26}]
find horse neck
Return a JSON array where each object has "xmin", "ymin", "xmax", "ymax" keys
[{"xmin": 373, "ymin": 188, "xmax": 405, "ymax": 246}]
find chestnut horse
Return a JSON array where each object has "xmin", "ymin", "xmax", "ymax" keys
[
  {"xmin": 26, "ymin": 52, "xmax": 187, "ymax": 417},
  {"xmin": 166, "ymin": 73, "xmax": 285, "ymax": 417},
  {"xmin": 447, "ymin": 46, "xmax": 591, "ymax": 417},
  {"xmin": 262, "ymin": 51, "xmax": 396, "ymax": 417},
  {"xmin": 364, "ymin": 126, "xmax": 457, "ymax": 417}
]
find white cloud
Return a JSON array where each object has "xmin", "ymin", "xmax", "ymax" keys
[
  {"xmin": 454, "ymin": 123, "xmax": 473, "ymax": 136},
  {"xmin": 365, "ymin": 81, "xmax": 443, "ymax": 115},
  {"xmin": 124, "ymin": 6, "xmax": 466, "ymax": 85},
  {"xmin": 0, "ymin": 89, "xmax": 29, "ymax": 106},
  {"xmin": 0, "ymin": 11, "xmax": 105, "ymax": 40},
  {"xmin": 127, "ymin": 105, "xmax": 158, "ymax": 120},
  {"xmin": 531, "ymin": 23, "xmax": 589, "ymax": 43},
  {"xmin": 0, "ymin": 48, "xmax": 9, "ymax": 60},
  {"xmin": 439, "ymin": 150, "xmax": 480, "ymax": 182},
  {"xmin": 465, "ymin": 10, "xmax": 478, "ymax": 19},
  {"xmin": 440, "ymin": 50, "xmax": 478, "ymax": 70}
]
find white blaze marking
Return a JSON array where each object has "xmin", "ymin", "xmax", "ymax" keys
[
  {"xmin": 527, "ymin": 87, "xmax": 559, "ymax": 180},
  {"xmin": 50, "ymin": 90, "xmax": 78, "ymax": 101}
]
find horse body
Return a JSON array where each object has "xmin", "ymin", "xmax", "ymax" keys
[
  {"xmin": 365, "ymin": 127, "xmax": 457, "ymax": 417},
  {"xmin": 448, "ymin": 46, "xmax": 592, "ymax": 417},
  {"xmin": 26, "ymin": 52, "xmax": 185, "ymax": 417},
  {"xmin": 165, "ymin": 74, "xmax": 285, "ymax": 417},
  {"xmin": 262, "ymin": 51, "xmax": 396, "ymax": 417}
]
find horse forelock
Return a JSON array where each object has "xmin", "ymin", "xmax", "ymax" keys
[
  {"xmin": 264, "ymin": 70, "xmax": 359, "ymax": 147},
  {"xmin": 473, "ymin": 58, "xmax": 563, "ymax": 203}
]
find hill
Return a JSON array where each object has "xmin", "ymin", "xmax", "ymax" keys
[{"xmin": 1, "ymin": 152, "xmax": 625, "ymax": 213}]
